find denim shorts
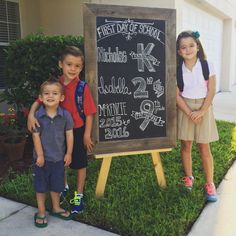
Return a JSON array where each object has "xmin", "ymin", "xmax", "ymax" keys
[{"xmin": 32, "ymin": 160, "xmax": 64, "ymax": 193}]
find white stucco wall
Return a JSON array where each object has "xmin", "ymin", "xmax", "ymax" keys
[{"xmin": 180, "ymin": 1, "xmax": 223, "ymax": 92}]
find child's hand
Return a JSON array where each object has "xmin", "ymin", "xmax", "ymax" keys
[
  {"xmin": 64, "ymin": 153, "xmax": 72, "ymax": 167},
  {"xmin": 189, "ymin": 110, "xmax": 205, "ymax": 121},
  {"xmin": 83, "ymin": 135, "xmax": 94, "ymax": 153},
  {"xmin": 27, "ymin": 114, "xmax": 40, "ymax": 132},
  {"xmin": 36, "ymin": 155, "xmax": 45, "ymax": 167},
  {"xmin": 192, "ymin": 117, "xmax": 202, "ymax": 124}
]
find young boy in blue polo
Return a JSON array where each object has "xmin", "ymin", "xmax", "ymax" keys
[{"xmin": 32, "ymin": 78, "xmax": 74, "ymax": 228}]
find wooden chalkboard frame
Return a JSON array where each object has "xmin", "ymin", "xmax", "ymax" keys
[{"xmin": 83, "ymin": 3, "xmax": 176, "ymax": 155}]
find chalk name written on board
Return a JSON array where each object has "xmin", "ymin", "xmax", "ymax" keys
[
  {"xmin": 131, "ymin": 99, "xmax": 165, "ymax": 131},
  {"xmin": 98, "ymin": 76, "xmax": 132, "ymax": 95},
  {"xmin": 97, "ymin": 47, "xmax": 127, "ymax": 63},
  {"xmin": 98, "ymin": 102, "xmax": 131, "ymax": 140},
  {"xmin": 98, "ymin": 102, "xmax": 127, "ymax": 117},
  {"xmin": 97, "ymin": 43, "xmax": 160, "ymax": 74},
  {"xmin": 97, "ymin": 18, "xmax": 165, "ymax": 44},
  {"xmin": 132, "ymin": 77, "xmax": 164, "ymax": 99},
  {"xmin": 130, "ymin": 43, "xmax": 160, "ymax": 72},
  {"xmin": 98, "ymin": 102, "xmax": 131, "ymax": 139}
]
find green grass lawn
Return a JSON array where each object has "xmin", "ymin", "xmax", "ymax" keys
[{"xmin": 0, "ymin": 120, "xmax": 235, "ymax": 236}]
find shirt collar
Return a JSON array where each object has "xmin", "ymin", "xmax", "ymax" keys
[
  {"xmin": 37, "ymin": 105, "xmax": 64, "ymax": 118},
  {"xmin": 60, "ymin": 75, "xmax": 79, "ymax": 87},
  {"xmin": 182, "ymin": 58, "xmax": 200, "ymax": 72}
]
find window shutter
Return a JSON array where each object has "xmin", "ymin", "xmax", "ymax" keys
[
  {"xmin": 7, "ymin": 0, "xmax": 21, "ymax": 42},
  {"xmin": 0, "ymin": 0, "xmax": 21, "ymax": 88},
  {"xmin": 0, "ymin": 46, "xmax": 7, "ymax": 88}
]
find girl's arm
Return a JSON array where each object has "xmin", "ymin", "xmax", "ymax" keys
[
  {"xmin": 27, "ymin": 101, "xmax": 40, "ymax": 131},
  {"xmin": 176, "ymin": 87, "xmax": 192, "ymax": 116},
  {"xmin": 32, "ymin": 132, "xmax": 45, "ymax": 167},
  {"xmin": 189, "ymin": 75, "xmax": 216, "ymax": 121},
  {"xmin": 64, "ymin": 129, "xmax": 73, "ymax": 167},
  {"xmin": 199, "ymin": 75, "xmax": 216, "ymax": 112},
  {"xmin": 176, "ymin": 87, "xmax": 202, "ymax": 124},
  {"xmin": 83, "ymin": 114, "xmax": 94, "ymax": 153}
]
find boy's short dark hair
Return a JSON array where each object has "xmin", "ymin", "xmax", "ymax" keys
[
  {"xmin": 40, "ymin": 76, "xmax": 63, "ymax": 95},
  {"xmin": 60, "ymin": 46, "xmax": 84, "ymax": 64}
]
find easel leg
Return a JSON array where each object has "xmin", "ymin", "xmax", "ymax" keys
[
  {"xmin": 95, "ymin": 156, "xmax": 112, "ymax": 198},
  {"xmin": 151, "ymin": 152, "xmax": 166, "ymax": 188}
]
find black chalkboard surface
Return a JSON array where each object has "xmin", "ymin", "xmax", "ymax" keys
[
  {"xmin": 97, "ymin": 17, "xmax": 166, "ymax": 141},
  {"xmin": 83, "ymin": 4, "xmax": 176, "ymax": 155}
]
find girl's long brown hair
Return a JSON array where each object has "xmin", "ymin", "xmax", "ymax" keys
[{"xmin": 176, "ymin": 30, "xmax": 206, "ymax": 66}]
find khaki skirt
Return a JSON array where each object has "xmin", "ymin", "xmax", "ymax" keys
[{"xmin": 177, "ymin": 97, "xmax": 219, "ymax": 143}]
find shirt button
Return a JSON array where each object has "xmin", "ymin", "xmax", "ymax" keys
[{"xmin": 51, "ymin": 120, "xmax": 53, "ymax": 124}]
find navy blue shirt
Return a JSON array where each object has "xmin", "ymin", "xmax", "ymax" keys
[{"xmin": 33, "ymin": 105, "xmax": 74, "ymax": 162}]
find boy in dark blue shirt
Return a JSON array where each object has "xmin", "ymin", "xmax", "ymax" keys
[{"xmin": 32, "ymin": 78, "xmax": 74, "ymax": 228}]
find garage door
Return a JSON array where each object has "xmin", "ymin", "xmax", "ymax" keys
[
  {"xmin": 181, "ymin": 2, "xmax": 223, "ymax": 92},
  {"xmin": 234, "ymin": 27, "xmax": 236, "ymax": 85}
]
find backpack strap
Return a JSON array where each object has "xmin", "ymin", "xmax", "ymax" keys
[
  {"xmin": 177, "ymin": 64, "xmax": 184, "ymax": 92},
  {"xmin": 200, "ymin": 59, "xmax": 209, "ymax": 81},
  {"xmin": 75, "ymin": 80, "xmax": 87, "ymax": 122},
  {"xmin": 176, "ymin": 60, "xmax": 209, "ymax": 92}
]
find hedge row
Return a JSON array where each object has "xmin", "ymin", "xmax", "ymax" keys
[{"xmin": 1, "ymin": 33, "xmax": 84, "ymax": 110}]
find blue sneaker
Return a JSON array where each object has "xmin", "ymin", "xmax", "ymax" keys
[
  {"xmin": 205, "ymin": 183, "xmax": 218, "ymax": 202},
  {"xmin": 60, "ymin": 185, "xmax": 69, "ymax": 204},
  {"xmin": 70, "ymin": 191, "xmax": 84, "ymax": 214}
]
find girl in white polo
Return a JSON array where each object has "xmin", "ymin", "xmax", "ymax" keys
[{"xmin": 176, "ymin": 30, "xmax": 219, "ymax": 202}]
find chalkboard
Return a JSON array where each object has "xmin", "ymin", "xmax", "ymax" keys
[{"xmin": 83, "ymin": 4, "xmax": 176, "ymax": 155}]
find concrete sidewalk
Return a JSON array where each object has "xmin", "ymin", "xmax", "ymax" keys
[
  {"xmin": 0, "ymin": 197, "xmax": 119, "ymax": 236},
  {"xmin": 188, "ymin": 162, "xmax": 236, "ymax": 236},
  {"xmin": 188, "ymin": 85, "xmax": 236, "ymax": 236},
  {"xmin": 212, "ymin": 86, "xmax": 236, "ymax": 122}
]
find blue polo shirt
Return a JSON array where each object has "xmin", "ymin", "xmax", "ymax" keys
[{"xmin": 33, "ymin": 105, "xmax": 74, "ymax": 162}]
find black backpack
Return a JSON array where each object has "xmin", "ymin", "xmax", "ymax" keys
[{"xmin": 177, "ymin": 60, "xmax": 209, "ymax": 92}]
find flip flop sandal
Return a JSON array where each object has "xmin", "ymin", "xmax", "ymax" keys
[
  {"xmin": 50, "ymin": 210, "xmax": 71, "ymax": 220},
  {"xmin": 34, "ymin": 213, "xmax": 48, "ymax": 228}
]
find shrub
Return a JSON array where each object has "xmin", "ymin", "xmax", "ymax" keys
[{"xmin": 0, "ymin": 33, "xmax": 84, "ymax": 111}]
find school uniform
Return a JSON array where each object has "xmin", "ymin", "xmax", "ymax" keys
[
  {"xmin": 59, "ymin": 76, "xmax": 97, "ymax": 169},
  {"xmin": 177, "ymin": 59, "xmax": 219, "ymax": 143},
  {"xmin": 32, "ymin": 106, "xmax": 74, "ymax": 193}
]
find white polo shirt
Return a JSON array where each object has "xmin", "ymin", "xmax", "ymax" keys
[{"xmin": 181, "ymin": 59, "xmax": 215, "ymax": 99}]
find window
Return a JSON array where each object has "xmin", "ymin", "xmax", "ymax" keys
[{"xmin": 0, "ymin": 0, "xmax": 21, "ymax": 88}]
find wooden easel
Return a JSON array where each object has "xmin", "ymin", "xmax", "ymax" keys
[{"xmin": 95, "ymin": 148, "xmax": 171, "ymax": 198}]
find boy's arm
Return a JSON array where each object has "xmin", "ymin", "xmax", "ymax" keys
[
  {"xmin": 27, "ymin": 101, "xmax": 40, "ymax": 131},
  {"xmin": 64, "ymin": 129, "xmax": 73, "ymax": 167},
  {"xmin": 83, "ymin": 114, "xmax": 94, "ymax": 153},
  {"xmin": 32, "ymin": 132, "xmax": 45, "ymax": 167}
]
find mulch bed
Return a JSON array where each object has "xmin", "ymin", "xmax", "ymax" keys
[{"xmin": 0, "ymin": 136, "xmax": 33, "ymax": 181}]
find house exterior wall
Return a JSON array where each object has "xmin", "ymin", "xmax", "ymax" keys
[
  {"xmin": 179, "ymin": 0, "xmax": 223, "ymax": 91},
  {"xmin": 16, "ymin": 0, "xmax": 236, "ymax": 92},
  {"xmin": 19, "ymin": 0, "xmax": 40, "ymax": 37}
]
